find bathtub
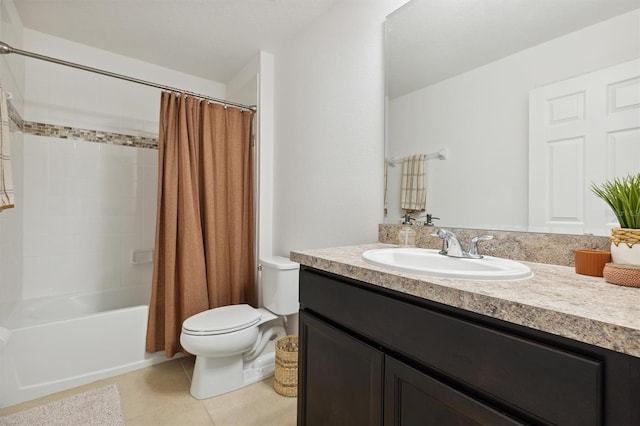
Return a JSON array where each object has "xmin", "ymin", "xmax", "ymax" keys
[{"xmin": 1, "ymin": 286, "xmax": 171, "ymax": 408}]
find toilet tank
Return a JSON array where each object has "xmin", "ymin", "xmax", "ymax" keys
[{"xmin": 260, "ymin": 256, "xmax": 300, "ymax": 315}]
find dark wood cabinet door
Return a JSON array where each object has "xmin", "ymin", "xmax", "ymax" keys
[
  {"xmin": 298, "ymin": 311, "xmax": 384, "ymax": 426},
  {"xmin": 384, "ymin": 356, "xmax": 524, "ymax": 426}
]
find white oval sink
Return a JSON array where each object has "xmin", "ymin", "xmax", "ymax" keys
[{"xmin": 361, "ymin": 248, "xmax": 533, "ymax": 280}]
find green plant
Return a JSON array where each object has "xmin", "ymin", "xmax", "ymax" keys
[{"xmin": 591, "ymin": 173, "xmax": 640, "ymax": 229}]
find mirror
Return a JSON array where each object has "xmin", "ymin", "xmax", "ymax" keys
[{"xmin": 384, "ymin": 0, "xmax": 640, "ymax": 235}]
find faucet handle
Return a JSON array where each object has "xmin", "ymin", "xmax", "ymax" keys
[
  {"xmin": 468, "ymin": 235, "xmax": 494, "ymax": 258},
  {"xmin": 430, "ymin": 228, "xmax": 447, "ymax": 238}
]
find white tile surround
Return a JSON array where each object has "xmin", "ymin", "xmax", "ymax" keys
[{"xmin": 21, "ymin": 134, "xmax": 158, "ymax": 299}]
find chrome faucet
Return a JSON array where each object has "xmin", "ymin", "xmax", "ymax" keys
[
  {"xmin": 432, "ymin": 229, "xmax": 465, "ymax": 257},
  {"xmin": 431, "ymin": 229, "xmax": 494, "ymax": 258}
]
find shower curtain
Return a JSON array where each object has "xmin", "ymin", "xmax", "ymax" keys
[{"xmin": 146, "ymin": 92, "xmax": 256, "ymax": 357}]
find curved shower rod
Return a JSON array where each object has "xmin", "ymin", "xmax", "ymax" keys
[{"xmin": 0, "ymin": 41, "xmax": 257, "ymax": 112}]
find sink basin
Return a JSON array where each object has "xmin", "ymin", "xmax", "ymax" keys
[{"xmin": 361, "ymin": 248, "xmax": 533, "ymax": 280}]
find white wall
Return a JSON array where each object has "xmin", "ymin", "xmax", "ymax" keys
[
  {"xmin": 273, "ymin": 0, "xmax": 408, "ymax": 256},
  {"xmin": 226, "ymin": 51, "xmax": 275, "ymax": 261},
  {"xmin": 257, "ymin": 53, "xmax": 276, "ymax": 262},
  {"xmin": 24, "ymin": 29, "xmax": 226, "ymax": 135},
  {"xmin": 387, "ymin": 10, "xmax": 640, "ymax": 231}
]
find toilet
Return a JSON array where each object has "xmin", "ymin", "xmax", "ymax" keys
[{"xmin": 180, "ymin": 256, "xmax": 300, "ymax": 399}]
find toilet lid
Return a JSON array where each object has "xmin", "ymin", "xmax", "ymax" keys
[{"xmin": 182, "ymin": 304, "xmax": 261, "ymax": 336}]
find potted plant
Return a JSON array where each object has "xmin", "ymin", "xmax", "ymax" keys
[{"xmin": 591, "ymin": 173, "xmax": 640, "ymax": 266}]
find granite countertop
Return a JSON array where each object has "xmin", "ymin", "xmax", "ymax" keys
[{"xmin": 290, "ymin": 243, "xmax": 640, "ymax": 358}]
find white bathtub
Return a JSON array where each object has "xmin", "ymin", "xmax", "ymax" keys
[{"xmin": 1, "ymin": 286, "xmax": 171, "ymax": 408}]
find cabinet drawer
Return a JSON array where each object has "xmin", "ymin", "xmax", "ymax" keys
[{"xmin": 301, "ymin": 268, "xmax": 603, "ymax": 425}]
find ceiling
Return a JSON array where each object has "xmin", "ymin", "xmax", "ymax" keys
[
  {"xmin": 386, "ymin": 0, "xmax": 640, "ymax": 99},
  {"xmin": 13, "ymin": 0, "xmax": 340, "ymax": 83},
  {"xmin": 15, "ymin": 0, "xmax": 639, "ymax": 94}
]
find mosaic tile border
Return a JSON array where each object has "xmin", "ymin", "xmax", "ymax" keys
[
  {"xmin": 22, "ymin": 122, "xmax": 158, "ymax": 149},
  {"xmin": 7, "ymin": 99, "xmax": 158, "ymax": 150}
]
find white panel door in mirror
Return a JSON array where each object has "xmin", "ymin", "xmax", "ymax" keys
[{"xmin": 529, "ymin": 58, "xmax": 640, "ymax": 236}]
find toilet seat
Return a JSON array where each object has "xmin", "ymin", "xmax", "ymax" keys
[{"xmin": 182, "ymin": 304, "xmax": 261, "ymax": 336}]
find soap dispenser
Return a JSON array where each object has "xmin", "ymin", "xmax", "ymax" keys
[
  {"xmin": 422, "ymin": 213, "xmax": 440, "ymax": 227},
  {"xmin": 398, "ymin": 214, "xmax": 416, "ymax": 248}
]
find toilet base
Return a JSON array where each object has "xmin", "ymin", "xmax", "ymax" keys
[
  {"xmin": 189, "ymin": 350, "xmax": 277, "ymax": 400},
  {"xmin": 190, "ymin": 355, "xmax": 243, "ymax": 399}
]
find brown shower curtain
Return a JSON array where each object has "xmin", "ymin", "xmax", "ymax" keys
[{"xmin": 146, "ymin": 92, "xmax": 256, "ymax": 358}]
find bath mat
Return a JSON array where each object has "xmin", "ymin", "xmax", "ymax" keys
[{"xmin": 0, "ymin": 384, "xmax": 125, "ymax": 426}]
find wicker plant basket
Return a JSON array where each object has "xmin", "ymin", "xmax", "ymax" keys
[
  {"xmin": 274, "ymin": 335, "xmax": 299, "ymax": 397},
  {"xmin": 610, "ymin": 228, "xmax": 640, "ymax": 267},
  {"xmin": 611, "ymin": 228, "xmax": 640, "ymax": 248}
]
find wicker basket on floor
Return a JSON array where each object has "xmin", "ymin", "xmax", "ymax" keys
[{"xmin": 274, "ymin": 335, "xmax": 298, "ymax": 397}]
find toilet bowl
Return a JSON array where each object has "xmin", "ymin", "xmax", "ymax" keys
[
  {"xmin": 180, "ymin": 256, "xmax": 299, "ymax": 399},
  {"xmin": 181, "ymin": 304, "xmax": 261, "ymax": 357}
]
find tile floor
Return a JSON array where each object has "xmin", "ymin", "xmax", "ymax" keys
[{"xmin": 0, "ymin": 356, "xmax": 298, "ymax": 425}]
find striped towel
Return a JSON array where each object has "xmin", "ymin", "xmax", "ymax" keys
[
  {"xmin": 0, "ymin": 82, "xmax": 14, "ymax": 212},
  {"xmin": 400, "ymin": 154, "xmax": 426, "ymax": 212}
]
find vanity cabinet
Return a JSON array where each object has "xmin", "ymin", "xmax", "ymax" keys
[{"xmin": 297, "ymin": 266, "xmax": 640, "ymax": 426}]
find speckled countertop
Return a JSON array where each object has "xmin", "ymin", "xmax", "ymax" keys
[{"xmin": 290, "ymin": 243, "xmax": 640, "ymax": 358}]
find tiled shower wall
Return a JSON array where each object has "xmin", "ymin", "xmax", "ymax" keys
[{"xmin": 21, "ymin": 134, "xmax": 158, "ymax": 299}]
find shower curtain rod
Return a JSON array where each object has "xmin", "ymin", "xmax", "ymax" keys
[{"xmin": 0, "ymin": 41, "xmax": 257, "ymax": 112}]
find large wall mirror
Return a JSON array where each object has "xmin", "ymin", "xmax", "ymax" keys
[{"xmin": 384, "ymin": 0, "xmax": 640, "ymax": 236}]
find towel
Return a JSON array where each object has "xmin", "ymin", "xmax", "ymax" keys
[
  {"xmin": 0, "ymin": 82, "xmax": 14, "ymax": 212},
  {"xmin": 384, "ymin": 160, "xmax": 389, "ymax": 215},
  {"xmin": 400, "ymin": 154, "xmax": 426, "ymax": 212}
]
